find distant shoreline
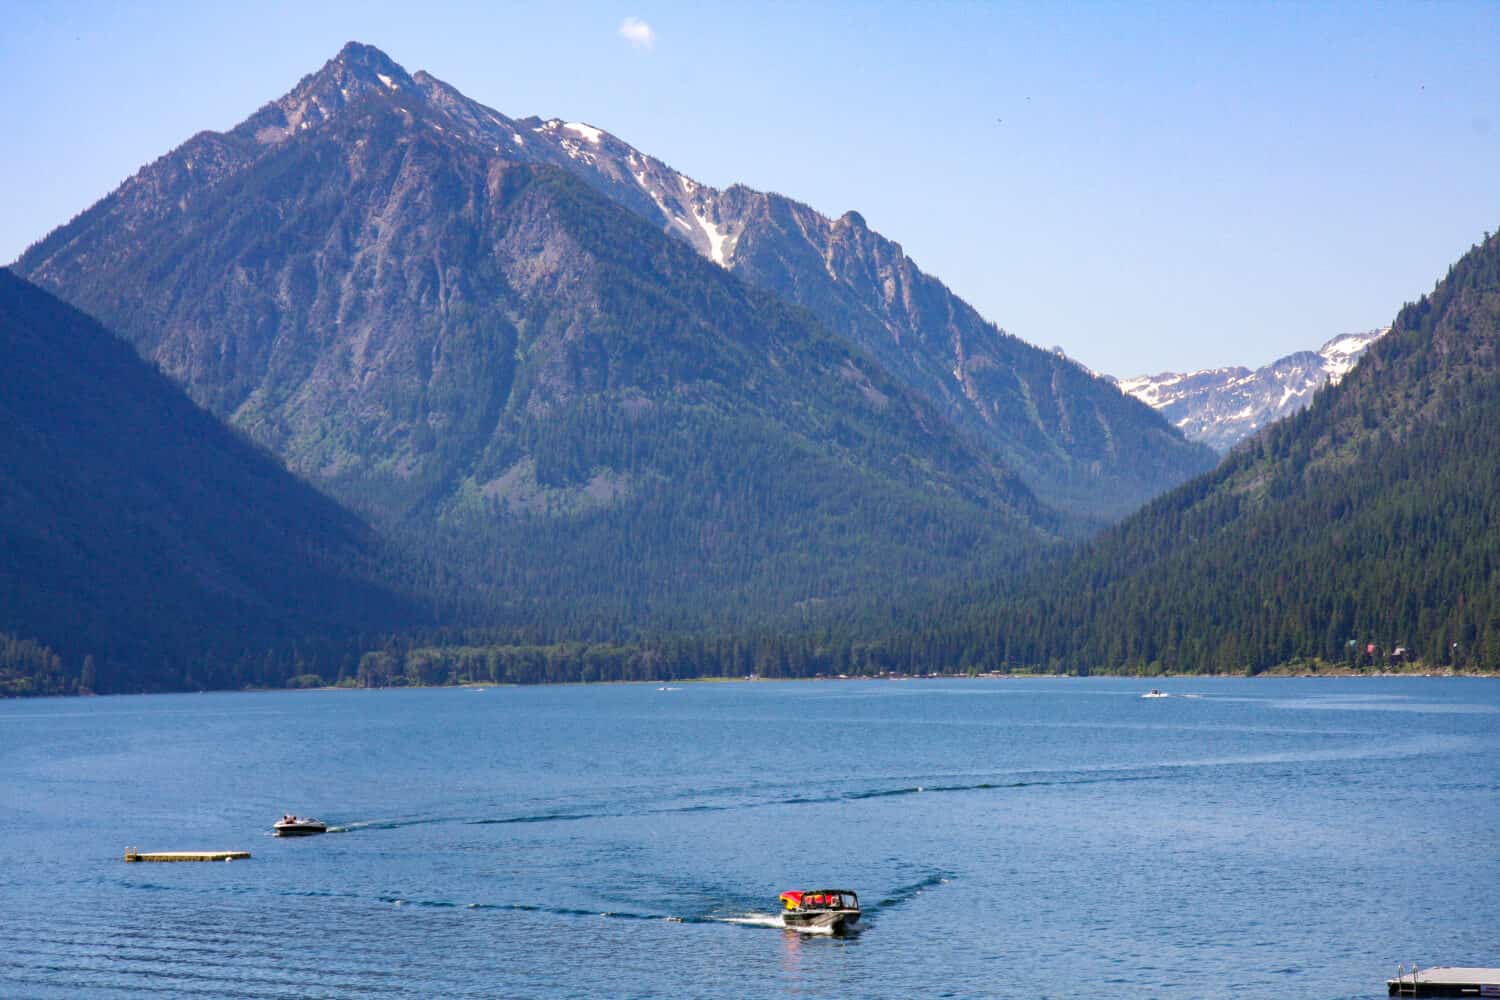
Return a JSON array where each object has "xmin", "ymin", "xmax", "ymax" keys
[
  {"xmin": 267, "ymin": 667, "xmax": 1500, "ymax": 695},
  {"xmin": 15, "ymin": 666, "xmax": 1496, "ymax": 701}
]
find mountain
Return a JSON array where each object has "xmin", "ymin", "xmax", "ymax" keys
[
  {"xmin": 929, "ymin": 231, "xmax": 1500, "ymax": 674},
  {"xmin": 12, "ymin": 44, "xmax": 1059, "ymax": 628},
  {"xmin": 0, "ymin": 270, "xmax": 410, "ymax": 693},
  {"xmin": 413, "ymin": 62, "xmax": 1218, "ymax": 519},
  {"xmin": 17, "ymin": 43, "xmax": 1212, "ymax": 526},
  {"xmin": 1112, "ymin": 328, "xmax": 1388, "ymax": 451}
]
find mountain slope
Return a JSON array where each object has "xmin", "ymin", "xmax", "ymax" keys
[
  {"xmin": 1113, "ymin": 328, "xmax": 1388, "ymax": 451},
  {"xmin": 414, "ymin": 65, "xmax": 1219, "ymax": 519},
  {"xmin": 13, "ymin": 44, "xmax": 1059, "ymax": 626},
  {"xmin": 0, "ymin": 270, "xmax": 409, "ymax": 692},
  {"xmin": 936, "ymin": 231, "xmax": 1500, "ymax": 673},
  {"xmin": 21, "ymin": 43, "xmax": 1211, "ymax": 523}
]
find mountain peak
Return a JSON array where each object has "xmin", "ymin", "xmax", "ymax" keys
[
  {"xmin": 329, "ymin": 41, "xmax": 415, "ymax": 89},
  {"xmin": 334, "ymin": 40, "xmax": 396, "ymax": 66},
  {"xmin": 232, "ymin": 41, "xmax": 417, "ymax": 147},
  {"xmin": 315, "ymin": 40, "xmax": 414, "ymax": 95}
]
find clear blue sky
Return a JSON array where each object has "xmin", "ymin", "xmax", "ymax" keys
[{"xmin": 4, "ymin": 1, "xmax": 1497, "ymax": 375}]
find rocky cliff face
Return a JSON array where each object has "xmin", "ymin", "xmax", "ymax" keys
[
  {"xmin": 14, "ymin": 43, "xmax": 1061, "ymax": 623},
  {"xmin": 1113, "ymin": 329, "xmax": 1387, "ymax": 452}
]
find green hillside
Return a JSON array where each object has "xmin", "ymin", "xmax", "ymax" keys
[
  {"xmin": 920, "ymin": 231, "xmax": 1500, "ymax": 674},
  {"xmin": 0, "ymin": 270, "xmax": 412, "ymax": 693}
]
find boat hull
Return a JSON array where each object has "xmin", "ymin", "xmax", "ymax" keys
[
  {"xmin": 273, "ymin": 824, "xmax": 327, "ymax": 837},
  {"xmin": 782, "ymin": 909, "xmax": 860, "ymax": 933}
]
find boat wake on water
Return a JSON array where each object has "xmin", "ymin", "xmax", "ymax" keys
[
  {"xmin": 297, "ymin": 737, "xmax": 1460, "ymax": 838},
  {"xmin": 867, "ymin": 872, "xmax": 951, "ymax": 912},
  {"xmin": 312, "ymin": 816, "xmax": 467, "ymax": 833},
  {"xmin": 116, "ymin": 866, "xmax": 948, "ymax": 936}
]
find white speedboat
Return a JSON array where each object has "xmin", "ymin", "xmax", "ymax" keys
[{"xmin": 273, "ymin": 815, "xmax": 328, "ymax": 837}]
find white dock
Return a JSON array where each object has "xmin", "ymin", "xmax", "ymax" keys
[{"xmin": 1389, "ymin": 965, "xmax": 1500, "ymax": 997}]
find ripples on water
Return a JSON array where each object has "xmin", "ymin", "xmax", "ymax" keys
[{"xmin": 2, "ymin": 677, "xmax": 1497, "ymax": 998}]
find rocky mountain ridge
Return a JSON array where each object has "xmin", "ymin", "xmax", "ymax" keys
[
  {"xmin": 1112, "ymin": 328, "xmax": 1387, "ymax": 451},
  {"xmin": 13, "ymin": 43, "xmax": 1061, "ymax": 625},
  {"xmin": 18, "ymin": 42, "xmax": 1211, "ymax": 522},
  {"xmin": 419, "ymin": 55, "xmax": 1218, "ymax": 518}
]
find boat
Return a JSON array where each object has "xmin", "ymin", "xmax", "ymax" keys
[
  {"xmin": 273, "ymin": 815, "xmax": 328, "ymax": 837},
  {"xmin": 778, "ymin": 889, "xmax": 860, "ymax": 933},
  {"xmin": 1141, "ymin": 689, "xmax": 1169, "ymax": 699}
]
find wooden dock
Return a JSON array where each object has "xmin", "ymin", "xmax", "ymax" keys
[
  {"xmin": 123, "ymin": 848, "xmax": 250, "ymax": 863},
  {"xmin": 1389, "ymin": 965, "xmax": 1500, "ymax": 996}
]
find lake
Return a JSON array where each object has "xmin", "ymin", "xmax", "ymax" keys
[{"xmin": 2, "ymin": 677, "xmax": 1497, "ymax": 998}]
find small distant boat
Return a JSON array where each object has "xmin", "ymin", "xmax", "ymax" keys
[
  {"xmin": 1141, "ymin": 689, "xmax": 1169, "ymax": 699},
  {"xmin": 273, "ymin": 815, "xmax": 327, "ymax": 837},
  {"xmin": 778, "ymin": 889, "xmax": 860, "ymax": 933}
]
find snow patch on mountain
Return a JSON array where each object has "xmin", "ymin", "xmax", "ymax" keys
[
  {"xmin": 693, "ymin": 206, "xmax": 731, "ymax": 266},
  {"xmin": 1319, "ymin": 332, "xmax": 1376, "ymax": 380},
  {"xmin": 563, "ymin": 122, "xmax": 603, "ymax": 144}
]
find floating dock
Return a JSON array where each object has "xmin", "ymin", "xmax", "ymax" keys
[
  {"xmin": 1389, "ymin": 965, "xmax": 1500, "ymax": 997},
  {"xmin": 123, "ymin": 848, "xmax": 250, "ymax": 863}
]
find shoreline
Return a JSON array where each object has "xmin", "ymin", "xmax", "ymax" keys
[{"xmin": 29, "ymin": 667, "xmax": 1496, "ymax": 701}]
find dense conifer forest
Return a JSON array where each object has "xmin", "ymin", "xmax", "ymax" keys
[
  {"xmin": 4, "ymin": 231, "xmax": 1498, "ymax": 694},
  {"xmin": 240, "ymin": 231, "xmax": 1500, "ymax": 688},
  {"xmin": 0, "ymin": 271, "xmax": 416, "ymax": 693},
  {"xmin": 889, "ymin": 231, "xmax": 1500, "ymax": 676}
]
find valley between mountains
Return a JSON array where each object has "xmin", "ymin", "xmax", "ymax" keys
[{"xmin": 3, "ymin": 42, "xmax": 1497, "ymax": 694}]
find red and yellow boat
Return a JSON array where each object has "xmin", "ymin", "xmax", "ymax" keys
[{"xmin": 778, "ymin": 889, "xmax": 861, "ymax": 933}]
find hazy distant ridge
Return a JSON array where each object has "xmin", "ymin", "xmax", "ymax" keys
[{"xmin": 1111, "ymin": 329, "xmax": 1387, "ymax": 451}]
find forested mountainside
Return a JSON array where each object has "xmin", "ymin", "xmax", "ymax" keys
[
  {"xmin": 1114, "ymin": 328, "xmax": 1387, "ymax": 452},
  {"xmin": 4, "ymin": 212, "xmax": 1492, "ymax": 697},
  {"xmin": 16, "ymin": 42, "xmax": 1213, "ymax": 527},
  {"xmin": 908, "ymin": 231, "xmax": 1500, "ymax": 674},
  {"xmin": 0, "ymin": 271, "xmax": 412, "ymax": 694},
  {"xmin": 13, "ymin": 45, "xmax": 1060, "ymax": 631},
  {"xmin": 12, "ymin": 41, "xmax": 1486, "ymax": 696}
]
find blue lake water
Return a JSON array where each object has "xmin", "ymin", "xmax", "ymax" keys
[{"xmin": 2, "ymin": 677, "xmax": 1497, "ymax": 998}]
